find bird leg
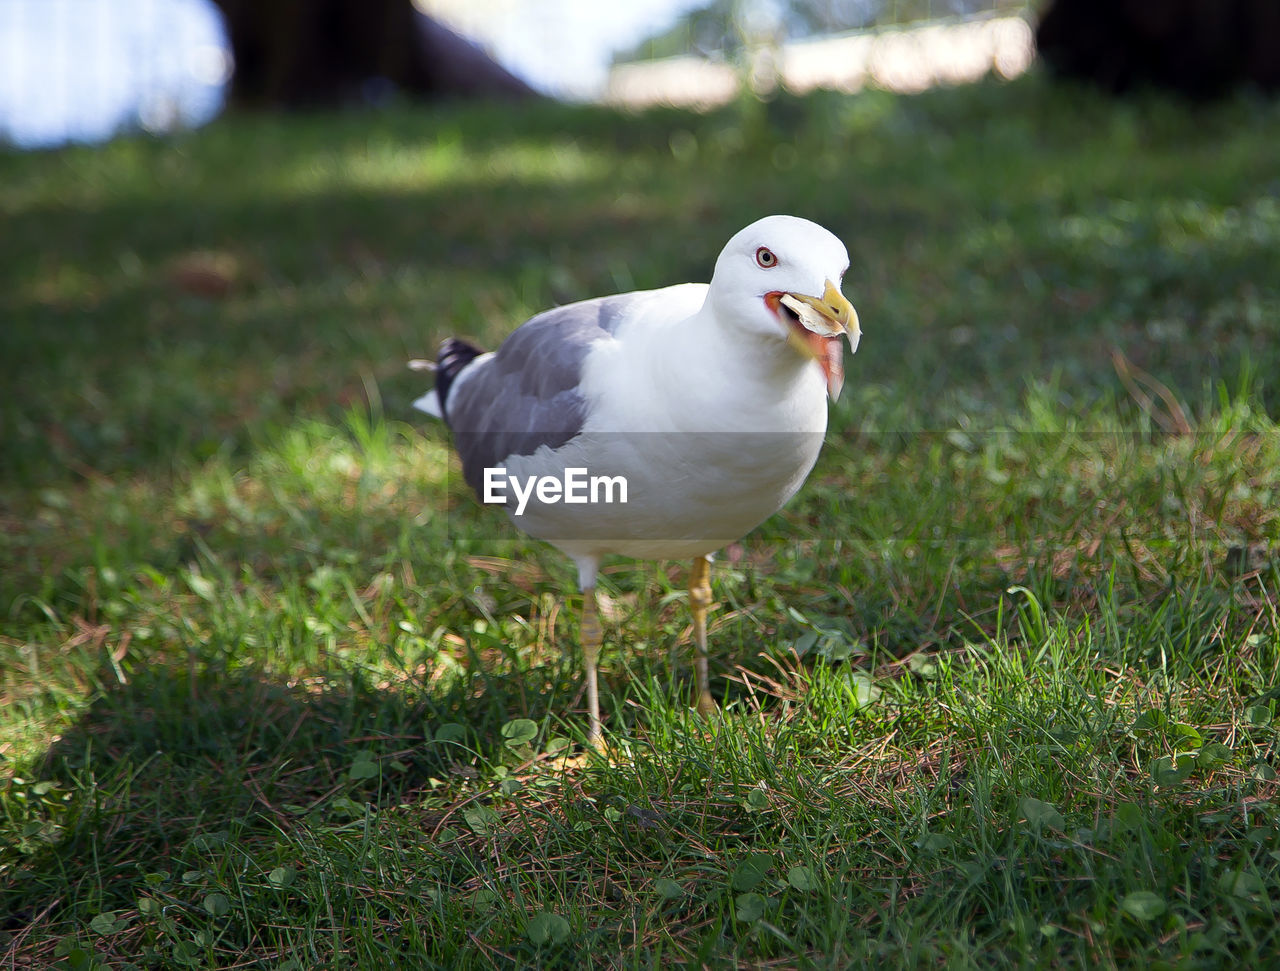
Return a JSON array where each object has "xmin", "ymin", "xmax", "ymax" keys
[
  {"xmin": 580, "ymin": 587, "xmax": 604, "ymax": 748},
  {"xmin": 688, "ymin": 555, "xmax": 717, "ymax": 718}
]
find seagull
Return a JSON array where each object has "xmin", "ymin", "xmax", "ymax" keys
[{"xmin": 413, "ymin": 215, "xmax": 860, "ymax": 747}]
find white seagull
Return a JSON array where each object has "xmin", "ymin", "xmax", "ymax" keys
[{"xmin": 413, "ymin": 215, "xmax": 860, "ymax": 747}]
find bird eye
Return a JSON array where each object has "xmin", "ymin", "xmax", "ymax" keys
[{"xmin": 755, "ymin": 247, "xmax": 777, "ymax": 268}]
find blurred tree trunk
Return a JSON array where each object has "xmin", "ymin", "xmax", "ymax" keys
[
  {"xmin": 212, "ymin": 0, "xmax": 537, "ymax": 108},
  {"xmin": 1036, "ymin": 0, "xmax": 1280, "ymax": 98}
]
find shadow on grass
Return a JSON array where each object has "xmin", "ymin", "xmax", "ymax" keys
[
  {"xmin": 0, "ymin": 639, "xmax": 536, "ymax": 925},
  {"xmin": 0, "ymin": 576, "xmax": 807, "ymax": 906},
  {"xmin": 2, "ymin": 547, "xmax": 925, "ymax": 935}
]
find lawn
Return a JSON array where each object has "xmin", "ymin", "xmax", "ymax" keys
[{"xmin": 2, "ymin": 73, "xmax": 1279, "ymax": 968}]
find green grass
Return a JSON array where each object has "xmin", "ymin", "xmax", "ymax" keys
[{"xmin": 3, "ymin": 72, "xmax": 1280, "ymax": 968}]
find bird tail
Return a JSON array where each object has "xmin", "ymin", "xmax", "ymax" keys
[{"xmin": 411, "ymin": 337, "xmax": 484, "ymax": 424}]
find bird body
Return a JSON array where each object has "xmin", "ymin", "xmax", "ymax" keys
[{"xmin": 415, "ymin": 215, "xmax": 860, "ymax": 744}]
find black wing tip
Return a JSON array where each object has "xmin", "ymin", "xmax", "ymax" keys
[
  {"xmin": 433, "ymin": 337, "xmax": 486, "ymax": 425},
  {"xmin": 437, "ymin": 337, "xmax": 485, "ymax": 380}
]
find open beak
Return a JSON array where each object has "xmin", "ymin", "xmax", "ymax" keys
[{"xmin": 766, "ymin": 280, "xmax": 860, "ymax": 401}]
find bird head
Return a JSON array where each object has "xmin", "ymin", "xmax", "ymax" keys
[{"xmin": 707, "ymin": 214, "xmax": 860, "ymax": 400}]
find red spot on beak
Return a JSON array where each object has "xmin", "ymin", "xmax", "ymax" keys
[{"xmin": 765, "ymin": 292, "xmax": 847, "ymax": 400}]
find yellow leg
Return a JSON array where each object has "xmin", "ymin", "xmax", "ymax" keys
[
  {"xmin": 688, "ymin": 555, "xmax": 717, "ymax": 718},
  {"xmin": 580, "ymin": 587, "xmax": 604, "ymax": 748}
]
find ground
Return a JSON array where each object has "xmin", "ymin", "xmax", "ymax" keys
[{"xmin": 1, "ymin": 74, "xmax": 1279, "ymax": 968}]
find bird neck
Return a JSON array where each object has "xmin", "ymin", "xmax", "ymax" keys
[
  {"xmin": 687, "ymin": 302, "xmax": 813, "ymax": 386},
  {"xmin": 654, "ymin": 304, "xmax": 825, "ymax": 431}
]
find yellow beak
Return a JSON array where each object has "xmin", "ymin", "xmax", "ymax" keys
[
  {"xmin": 787, "ymin": 281, "xmax": 858, "ymax": 336},
  {"xmin": 775, "ymin": 280, "xmax": 860, "ymax": 401}
]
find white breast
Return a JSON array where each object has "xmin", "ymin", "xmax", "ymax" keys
[{"xmin": 496, "ymin": 296, "xmax": 831, "ymax": 560}]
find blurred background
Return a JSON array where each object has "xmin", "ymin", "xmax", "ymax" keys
[{"xmin": 4, "ymin": 0, "xmax": 1276, "ymax": 150}]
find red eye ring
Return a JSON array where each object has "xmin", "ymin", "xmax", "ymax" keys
[{"xmin": 755, "ymin": 246, "xmax": 778, "ymax": 268}]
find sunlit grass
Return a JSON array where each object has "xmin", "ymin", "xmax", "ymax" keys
[{"xmin": 2, "ymin": 75, "xmax": 1280, "ymax": 967}]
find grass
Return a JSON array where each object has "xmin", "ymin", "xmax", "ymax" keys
[{"xmin": 2, "ymin": 71, "xmax": 1279, "ymax": 967}]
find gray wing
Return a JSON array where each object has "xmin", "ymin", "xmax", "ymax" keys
[{"xmin": 447, "ymin": 292, "xmax": 635, "ymax": 494}]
